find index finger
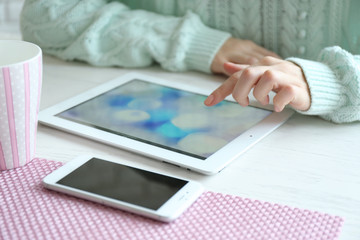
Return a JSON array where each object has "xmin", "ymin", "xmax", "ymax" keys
[{"xmin": 204, "ymin": 73, "xmax": 240, "ymax": 106}]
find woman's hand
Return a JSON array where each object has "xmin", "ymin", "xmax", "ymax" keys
[
  {"xmin": 205, "ymin": 57, "xmax": 311, "ymax": 112},
  {"xmin": 211, "ymin": 37, "xmax": 280, "ymax": 76}
]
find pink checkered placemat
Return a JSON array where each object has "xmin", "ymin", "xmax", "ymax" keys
[{"xmin": 1, "ymin": 158, "xmax": 343, "ymax": 240}]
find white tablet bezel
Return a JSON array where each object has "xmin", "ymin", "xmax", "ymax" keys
[
  {"xmin": 43, "ymin": 155, "xmax": 203, "ymax": 222},
  {"xmin": 39, "ymin": 72, "xmax": 293, "ymax": 175}
]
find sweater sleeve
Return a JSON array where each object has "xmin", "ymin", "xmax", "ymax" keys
[
  {"xmin": 287, "ymin": 47, "xmax": 360, "ymax": 123},
  {"xmin": 20, "ymin": 0, "xmax": 230, "ymax": 73}
]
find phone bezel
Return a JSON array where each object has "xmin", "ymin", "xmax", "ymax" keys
[{"xmin": 42, "ymin": 155, "xmax": 203, "ymax": 222}]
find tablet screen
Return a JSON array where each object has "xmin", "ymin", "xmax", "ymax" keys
[{"xmin": 57, "ymin": 79, "xmax": 271, "ymax": 159}]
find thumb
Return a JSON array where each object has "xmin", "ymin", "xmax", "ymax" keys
[{"xmin": 223, "ymin": 62, "xmax": 248, "ymax": 76}]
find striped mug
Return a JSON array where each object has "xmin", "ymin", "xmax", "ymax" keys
[{"xmin": 0, "ymin": 40, "xmax": 42, "ymax": 170}]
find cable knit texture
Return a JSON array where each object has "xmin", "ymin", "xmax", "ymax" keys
[{"xmin": 20, "ymin": 0, "xmax": 360, "ymax": 123}]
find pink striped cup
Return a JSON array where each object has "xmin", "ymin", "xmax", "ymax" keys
[{"xmin": 0, "ymin": 40, "xmax": 42, "ymax": 171}]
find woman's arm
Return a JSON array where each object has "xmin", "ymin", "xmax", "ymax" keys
[
  {"xmin": 288, "ymin": 47, "xmax": 360, "ymax": 123},
  {"xmin": 204, "ymin": 47, "xmax": 360, "ymax": 124},
  {"xmin": 20, "ymin": 0, "xmax": 230, "ymax": 73}
]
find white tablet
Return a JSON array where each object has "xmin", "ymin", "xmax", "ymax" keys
[{"xmin": 39, "ymin": 72, "xmax": 293, "ymax": 175}]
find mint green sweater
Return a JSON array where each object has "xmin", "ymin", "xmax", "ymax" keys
[{"xmin": 20, "ymin": 0, "xmax": 360, "ymax": 123}]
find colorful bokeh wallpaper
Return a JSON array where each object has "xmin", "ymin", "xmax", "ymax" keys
[{"xmin": 58, "ymin": 80, "xmax": 271, "ymax": 159}]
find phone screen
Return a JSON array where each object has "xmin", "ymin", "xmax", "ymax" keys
[
  {"xmin": 57, "ymin": 80, "xmax": 271, "ymax": 159},
  {"xmin": 57, "ymin": 158, "xmax": 187, "ymax": 210}
]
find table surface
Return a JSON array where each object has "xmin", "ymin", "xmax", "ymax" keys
[
  {"xmin": 2, "ymin": 28, "xmax": 359, "ymax": 239},
  {"xmin": 34, "ymin": 55, "xmax": 360, "ymax": 240}
]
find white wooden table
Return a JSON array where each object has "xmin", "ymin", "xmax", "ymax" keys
[
  {"xmin": 32, "ymin": 55, "xmax": 360, "ymax": 240},
  {"xmin": 1, "ymin": 27, "xmax": 358, "ymax": 238}
]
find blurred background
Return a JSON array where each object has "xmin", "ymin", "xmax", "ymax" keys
[{"xmin": 0, "ymin": 0, "xmax": 25, "ymax": 38}]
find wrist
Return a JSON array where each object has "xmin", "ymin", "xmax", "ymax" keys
[
  {"xmin": 210, "ymin": 37, "xmax": 236, "ymax": 74},
  {"xmin": 286, "ymin": 57, "xmax": 343, "ymax": 115}
]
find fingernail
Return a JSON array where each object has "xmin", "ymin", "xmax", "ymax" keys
[
  {"xmin": 204, "ymin": 94, "xmax": 214, "ymax": 105},
  {"xmin": 274, "ymin": 106, "xmax": 282, "ymax": 112}
]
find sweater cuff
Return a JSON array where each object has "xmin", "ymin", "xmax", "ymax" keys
[
  {"xmin": 184, "ymin": 25, "xmax": 231, "ymax": 73},
  {"xmin": 286, "ymin": 57, "xmax": 344, "ymax": 115}
]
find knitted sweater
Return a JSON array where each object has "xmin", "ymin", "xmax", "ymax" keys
[{"xmin": 20, "ymin": 0, "xmax": 360, "ymax": 123}]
